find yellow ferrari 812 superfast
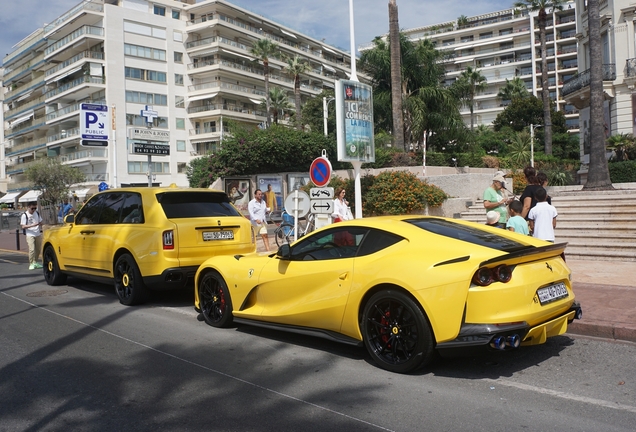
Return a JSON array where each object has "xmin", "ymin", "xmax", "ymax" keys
[{"xmin": 194, "ymin": 216, "xmax": 582, "ymax": 373}]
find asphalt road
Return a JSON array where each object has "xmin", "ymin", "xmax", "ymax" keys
[{"xmin": 1, "ymin": 252, "xmax": 635, "ymax": 432}]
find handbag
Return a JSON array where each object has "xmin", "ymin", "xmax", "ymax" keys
[{"xmin": 259, "ymin": 224, "xmax": 268, "ymax": 235}]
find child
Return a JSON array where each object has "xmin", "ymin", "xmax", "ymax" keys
[
  {"xmin": 506, "ymin": 200, "xmax": 529, "ymax": 235},
  {"xmin": 486, "ymin": 211, "xmax": 500, "ymax": 227},
  {"xmin": 527, "ymin": 187, "xmax": 557, "ymax": 242}
]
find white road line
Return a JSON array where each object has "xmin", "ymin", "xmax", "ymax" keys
[
  {"xmin": 2, "ymin": 291, "xmax": 394, "ymax": 432},
  {"xmin": 483, "ymin": 378, "xmax": 636, "ymax": 413}
]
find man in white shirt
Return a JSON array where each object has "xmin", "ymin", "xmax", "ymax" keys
[
  {"xmin": 248, "ymin": 189, "xmax": 270, "ymax": 251},
  {"xmin": 20, "ymin": 201, "xmax": 43, "ymax": 270}
]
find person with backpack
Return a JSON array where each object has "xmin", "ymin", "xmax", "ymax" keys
[{"xmin": 20, "ymin": 201, "xmax": 43, "ymax": 270}]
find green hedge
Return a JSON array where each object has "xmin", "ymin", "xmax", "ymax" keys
[{"xmin": 609, "ymin": 161, "xmax": 636, "ymax": 183}]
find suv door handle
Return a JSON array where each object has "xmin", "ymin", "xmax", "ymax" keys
[{"xmin": 80, "ymin": 230, "xmax": 95, "ymax": 235}]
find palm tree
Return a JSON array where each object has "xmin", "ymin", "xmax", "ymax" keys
[
  {"xmin": 283, "ymin": 55, "xmax": 310, "ymax": 129},
  {"xmin": 514, "ymin": 0, "xmax": 566, "ymax": 155},
  {"xmin": 261, "ymin": 87, "xmax": 293, "ymax": 124},
  {"xmin": 454, "ymin": 66, "xmax": 487, "ymax": 132},
  {"xmin": 388, "ymin": 0, "xmax": 405, "ymax": 151},
  {"xmin": 497, "ymin": 77, "xmax": 530, "ymax": 102},
  {"xmin": 250, "ymin": 38, "xmax": 279, "ymax": 127},
  {"xmin": 584, "ymin": 0, "xmax": 613, "ymax": 189}
]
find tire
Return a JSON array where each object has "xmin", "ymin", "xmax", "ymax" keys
[
  {"xmin": 43, "ymin": 246, "xmax": 67, "ymax": 286},
  {"xmin": 114, "ymin": 253, "xmax": 148, "ymax": 306},
  {"xmin": 275, "ymin": 223, "xmax": 294, "ymax": 248},
  {"xmin": 361, "ymin": 290, "xmax": 435, "ymax": 373},
  {"xmin": 199, "ymin": 271, "xmax": 234, "ymax": 328}
]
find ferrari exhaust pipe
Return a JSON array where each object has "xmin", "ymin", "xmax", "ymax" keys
[
  {"xmin": 490, "ymin": 336, "xmax": 506, "ymax": 350},
  {"xmin": 506, "ymin": 334, "xmax": 520, "ymax": 348}
]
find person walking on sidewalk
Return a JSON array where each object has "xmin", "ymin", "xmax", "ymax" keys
[
  {"xmin": 20, "ymin": 201, "xmax": 43, "ymax": 270},
  {"xmin": 249, "ymin": 189, "xmax": 270, "ymax": 252}
]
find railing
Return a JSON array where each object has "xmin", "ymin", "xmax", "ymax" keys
[
  {"xmin": 5, "ymin": 138, "xmax": 47, "ymax": 156},
  {"xmin": 46, "ymin": 101, "xmax": 106, "ymax": 121},
  {"xmin": 44, "ymin": 1, "xmax": 104, "ymax": 34},
  {"xmin": 85, "ymin": 173, "xmax": 109, "ymax": 182},
  {"xmin": 5, "ymin": 116, "xmax": 46, "ymax": 138},
  {"xmin": 3, "ymin": 53, "xmax": 45, "ymax": 83},
  {"xmin": 45, "ymin": 25, "xmax": 104, "ymax": 56},
  {"xmin": 47, "ymin": 127, "xmax": 80, "ymax": 143},
  {"xmin": 561, "ymin": 64, "xmax": 616, "ymax": 96},
  {"xmin": 3, "ymin": 30, "xmax": 45, "ymax": 66},
  {"xmin": 626, "ymin": 58, "xmax": 636, "ymax": 78},
  {"xmin": 185, "ymin": 36, "xmax": 216, "ymax": 49},
  {"xmin": 46, "ymin": 76, "xmax": 105, "ymax": 99},
  {"xmin": 5, "ymin": 96, "xmax": 46, "ymax": 121},
  {"xmin": 188, "ymin": 81, "xmax": 266, "ymax": 96},
  {"xmin": 5, "ymin": 76, "xmax": 45, "ymax": 101},
  {"xmin": 190, "ymin": 127, "xmax": 218, "ymax": 135},
  {"xmin": 60, "ymin": 148, "xmax": 108, "ymax": 162},
  {"xmin": 187, "ymin": 103, "xmax": 267, "ymax": 116},
  {"xmin": 188, "ymin": 58, "xmax": 296, "ymax": 84},
  {"xmin": 46, "ymin": 51, "xmax": 104, "ymax": 77}
]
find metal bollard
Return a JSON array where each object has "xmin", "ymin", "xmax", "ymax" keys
[{"xmin": 15, "ymin": 229, "xmax": 21, "ymax": 251}]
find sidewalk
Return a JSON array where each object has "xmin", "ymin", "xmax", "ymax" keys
[{"xmin": 1, "ymin": 230, "xmax": 633, "ymax": 344}]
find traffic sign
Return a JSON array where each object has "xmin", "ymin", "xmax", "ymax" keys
[
  {"xmin": 80, "ymin": 103, "xmax": 109, "ymax": 141},
  {"xmin": 310, "ymin": 187, "xmax": 334, "ymax": 199},
  {"xmin": 310, "ymin": 199, "xmax": 333, "ymax": 214},
  {"xmin": 309, "ymin": 157, "xmax": 332, "ymax": 187},
  {"xmin": 284, "ymin": 190, "xmax": 310, "ymax": 219}
]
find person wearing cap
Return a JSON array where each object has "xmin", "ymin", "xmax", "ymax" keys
[
  {"xmin": 483, "ymin": 175, "xmax": 512, "ymax": 228},
  {"xmin": 485, "ymin": 211, "xmax": 500, "ymax": 227}
]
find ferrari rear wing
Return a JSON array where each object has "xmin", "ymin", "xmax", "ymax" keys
[{"xmin": 480, "ymin": 242, "xmax": 568, "ymax": 268}]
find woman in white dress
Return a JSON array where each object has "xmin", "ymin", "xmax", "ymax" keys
[{"xmin": 332, "ymin": 187, "xmax": 352, "ymax": 222}]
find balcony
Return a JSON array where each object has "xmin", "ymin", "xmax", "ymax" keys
[
  {"xmin": 45, "ymin": 51, "xmax": 104, "ymax": 78},
  {"xmin": 562, "ymin": 64, "xmax": 616, "ymax": 97},
  {"xmin": 5, "ymin": 138, "xmax": 47, "ymax": 157},
  {"xmin": 44, "ymin": 25, "xmax": 104, "ymax": 58},
  {"xmin": 47, "ymin": 128, "xmax": 80, "ymax": 144},
  {"xmin": 60, "ymin": 148, "xmax": 108, "ymax": 164},
  {"xmin": 3, "ymin": 53, "xmax": 45, "ymax": 84},
  {"xmin": 45, "ymin": 76, "xmax": 105, "ymax": 100},
  {"xmin": 625, "ymin": 58, "xmax": 636, "ymax": 88},
  {"xmin": 44, "ymin": 1, "xmax": 103, "ymax": 35}
]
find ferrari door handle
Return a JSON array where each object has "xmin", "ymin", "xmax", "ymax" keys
[
  {"xmin": 339, "ymin": 272, "xmax": 348, "ymax": 280},
  {"xmin": 80, "ymin": 230, "xmax": 95, "ymax": 235}
]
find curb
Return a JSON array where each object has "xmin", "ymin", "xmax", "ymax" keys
[{"xmin": 567, "ymin": 321, "xmax": 636, "ymax": 344}]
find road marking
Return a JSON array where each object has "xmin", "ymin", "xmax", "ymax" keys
[
  {"xmin": 483, "ymin": 378, "xmax": 636, "ymax": 413},
  {"xmin": 0, "ymin": 258, "xmax": 21, "ymax": 264},
  {"xmin": 2, "ymin": 291, "xmax": 394, "ymax": 432}
]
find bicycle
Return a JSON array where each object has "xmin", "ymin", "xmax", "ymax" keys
[{"xmin": 273, "ymin": 210, "xmax": 315, "ymax": 247}]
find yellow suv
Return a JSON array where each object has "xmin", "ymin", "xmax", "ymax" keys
[{"xmin": 42, "ymin": 185, "xmax": 256, "ymax": 305}]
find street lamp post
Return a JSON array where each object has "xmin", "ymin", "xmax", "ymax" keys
[
  {"xmin": 529, "ymin": 124, "xmax": 542, "ymax": 168},
  {"xmin": 323, "ymin": 97, "xmax": 335, "ymax": 136}
]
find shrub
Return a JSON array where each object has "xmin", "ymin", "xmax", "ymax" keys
[
  {"xmin": 609, "ymin": 161, "xmax": 636, "ymax": 183},
  {"xmin": 364, "ymin": 171, "xmax": 449, "ymax": 215}
]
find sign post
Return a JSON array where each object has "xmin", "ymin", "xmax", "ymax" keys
[
  {"xmin": 310, "ymin": 187, "xmax": 334, "ymax": 229},
  {"xmin": 80, "ymin": 103, "xmax": 110, "ymax": 146},
  {"xmin": 284, "ymin": 190, "xmax": 310, "ymax": 242}
]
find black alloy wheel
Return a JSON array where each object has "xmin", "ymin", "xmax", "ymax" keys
[
  {"xmin": 43, "ymin": 246, "xmax": 67, "ymax": 286},
  {"xmin": 362, "ymin": 290, "xmax": 435, "ymax": 373},
  {"xmin": 199, "ymin": 271, "xmax": 234, "ymax": 328},
  {"xmin": 114, "ymin": 253, "xmax": 148, "ymax": 306}
]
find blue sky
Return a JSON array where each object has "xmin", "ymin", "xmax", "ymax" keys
[{"xmin": 1, "ymin": 0, "xmax": 515, "ymax": 66}]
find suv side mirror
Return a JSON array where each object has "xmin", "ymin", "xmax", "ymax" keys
[
  {"xmin": 276, "ymin": 244, "xmax": 291, "ymax": 260},
  {"xmin": 64, "ymin": 214, "xmax": 75, "ymax": 224}
]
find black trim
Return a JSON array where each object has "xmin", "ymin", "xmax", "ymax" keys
[
  {"xmin": 143, "ymin": 266, "xmax": 200, "ymax": 290},
  {"xmin": 233, "ymin": 317, "xmax": 363, "ymax": 347},
  {"xmin": 479, "ymin": 242, "xmax": 568, "ymax": 267},
  {"xmin": 434, "ymin": 255, "xmax": 470, "ymax": 267}
]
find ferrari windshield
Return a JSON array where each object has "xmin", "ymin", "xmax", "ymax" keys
[{"xmin": 406, "ymin": 218, "xmax": 527, "ymax": 252}]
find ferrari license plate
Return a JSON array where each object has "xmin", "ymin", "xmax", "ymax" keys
[
  {"xmin": 536, "ymin": 282, "xmax": 568, "ymax": 305},
  {"xmin": 203, "ymin": 230, "xmax": 234, "ymax": 241}
]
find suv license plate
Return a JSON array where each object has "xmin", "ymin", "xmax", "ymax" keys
[
  {"xmin": 203, "ymin": 230, "xmax": 234, "ymax": 241},
  {"xmin": 536, "ymin": 282, "xmax": 568, "ymax": 305}
]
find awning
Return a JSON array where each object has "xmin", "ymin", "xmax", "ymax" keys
[
  {"xmin": 322, "ymin": 63, "xmax": 336, "ymax": 73},
  {"xmin": 0, "ymin": 192, "xmax": 23, "ymax": 204},
  {"xmin": 281, "ymin": 29, "xmax": 297, "ymax": 38},
  {"xmin": 249, "ymin": 97, "xmax": 265, "ymax": 104},
  {"xmin": 454, "ymin": 44, "xmax": 474, "ymax": 51},
  {"xmin": 221, "ymin": 49, "xmax": 253, "ymax": 61},
  {"xmin": 72, "ymin": 187, "xmax": 94, "ymax": 200},
  {"xmin": 472, "ymin": 36, "xmax": 513, "ymax": 49},
  {"xmin": 188, "ymin": 93, "xmax": 218, "ymax": 102},
  {"xmin": 9, "ymin": 110, "xmax": 34, "ymax": 128},
  {"xmin": 192, "ymin": 48, "xmax": 218, "ymax": 58},
  {"xmin": 15, "ymin": 91, "xmax": 33, "ymax": 102},
  {"xmin": 18, "ymin": 190, "xmax": 42, "ymax": 203},
  {"xmin": 50, "ymin": 65, "xmax": 83, "ymax": 82},
  {"xmin": 321, "ymin": 45, "xmax": 337, "ymax": 54}
]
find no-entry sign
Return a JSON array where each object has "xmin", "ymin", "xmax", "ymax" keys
[{"xmin": 309, "ymin": 157, "xmax": 332, "ymax": 187}]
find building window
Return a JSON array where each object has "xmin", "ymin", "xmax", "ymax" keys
[
  {"xmin": 172, "ymin": 10, "xmax": 181, "ymax": 20},
  {"xmin": 174, "ymin": 52, "xmax": 183, "ymax": 63},
  {"xmin": 175, "ymin": 74, "xmax": 184, "ymax": 85},
  {"xmin": 154, "ymin": 5, "xmax": 166, "ymax": 16},
  {"xmin": 175, "ymin": 96, "xmax": 184, "ymax": 108},
  {"xmin": 126, "ymin": 114, "xmax": 169, "ymax": 128},
  {"xmin": 176, "ymin": 118, "xmax": 185, "ymax": 130},
  {"xmin": 124, "ymin": 21, "xmax": 166, "ymax": 39},
  {"xmin": 176, "ymin": 140, "xmax": 186, "ymax": 152},
  {"xmin": 125, "ymin": 67, "xmax": 167, "ymax": 83},
  {"xmin": 173, "ymin": 31, "xmax": 183, "ymax": 42},
  {"xmin": 126, "ymin": 91, "xmax": 168, "ymax": 105},
  {"xmin": 124, "ymin": 43, "xmax": 166, "ymax": 61}
]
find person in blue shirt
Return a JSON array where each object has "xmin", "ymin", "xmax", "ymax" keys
[{"xmin": 57, "ymin": 199, "xmax": 73, "ymax": 224}]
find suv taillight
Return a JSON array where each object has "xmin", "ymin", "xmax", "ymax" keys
[{"xmin": 163, "ymin": 230, "xmax": 174, "ymax": 250}]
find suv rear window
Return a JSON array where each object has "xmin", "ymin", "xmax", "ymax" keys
[
  {"xmin": 406, "ymin": 218, "xmax": 526, "ymax": 252},
  {"xmin": 157, "ymin": 191, "xmax": 242, "ymax": 218}
]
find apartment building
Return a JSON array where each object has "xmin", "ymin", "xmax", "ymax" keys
[
  {"xmin": 1, "ymin": 0, "xmax": 352, "ymax": 194},
  {"xmin": 393, "ymin": 2, "xmax": 579, "ymax": 133},
  {"xmin": 562, "ymin": 0, "xmax": 633, "ymax": 169}
]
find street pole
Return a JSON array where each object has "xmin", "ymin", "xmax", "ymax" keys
[
  {"xmin": 323, "ymin": 97, "xmax": 334, "ymax": 137},
  {"xmin": 530, "ymin": 124, "xmax": 542, "ymax": 168},
  {"xmin": 348, "ymin": 0, "xmax": 362, "ymax": 219}
]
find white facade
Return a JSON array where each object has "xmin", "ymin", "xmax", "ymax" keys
[
  {"xmin": 382, "ymin": 2, "xmax": 580, "ymax": 132},
  {"xmin": 1, "ymin": 0, "xmax": 352, "ymax": 192},
  {"xmin": 563, "ymin": 0, "xmax": 634, "ymax": 167}
]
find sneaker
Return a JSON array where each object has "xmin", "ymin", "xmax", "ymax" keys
[
  {"xmin": 34, "ymin": 262, "xmax": 43, "ymax": 269},
  {"xmin": 28, "ymin": 264, "xmax": 36, "ymax": 270}
]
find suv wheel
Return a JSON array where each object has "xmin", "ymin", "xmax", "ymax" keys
[{"xmin": 114, "ymin": 253, "xmax": 148, "ymax": 306}]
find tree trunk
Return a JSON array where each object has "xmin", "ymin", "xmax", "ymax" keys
[
  {"xmin": 264, "ymin": 61, "xmax": 271, "ymax": 127},
  {"xmin": 294, "ymin": 75, "xmax": 302, "ymax": 130},
  {"xmin": 584, "ymin": 0, "xmax": 613, "ymax": 190},
  {"xmin": 389, "ymin": 0, "xmax": 405, "ymax": 151},
  {"xmin": 539, "ymin": 11, "xmax": 552, "ymax": 155}
]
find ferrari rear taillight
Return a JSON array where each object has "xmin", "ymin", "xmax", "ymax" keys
[
  {"xmin": 163, "ymin": 230, "xmax": 174, "ymax": 250},
  {"xmin": 472, "ymin": 264, "xmax": 513, "ymax": 286}
]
